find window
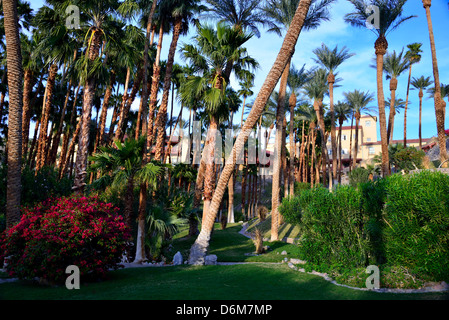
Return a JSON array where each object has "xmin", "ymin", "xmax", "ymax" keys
[
  {"xmin": 366, "ymin": 138, "xmax": 372, "ymax": 142},
  {"xmin": 369, "ymin": 147, "xmax": 375, "ymax": 155},
  {"xmin": 365, "ymin": 120, "xmax": 371, "ymax": 127},
  {"xmin": 342, "ymin": 149, "xmax": 348, "ymax": 155},
  {"xmin": 342, "ymin": 135, "xmax": 347, "ymax": 141}
]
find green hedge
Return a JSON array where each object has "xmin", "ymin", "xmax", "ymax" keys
[{"xmin": 279, "ymin": 171, "xmax": 449, "ymax": 282}]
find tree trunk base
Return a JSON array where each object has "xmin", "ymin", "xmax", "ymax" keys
[{"xmin": 188, "ymin": 231, "xmax": 210, "ymax": 265}]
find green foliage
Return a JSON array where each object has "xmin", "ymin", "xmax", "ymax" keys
[
  {"xmin": 382, "ymin": 171, "xmax": 449, "ymax": 281},
  {"xmin": 391, "ymin": 145, "xmax": 425, "ymax": 172},
  {"xmin": 293, "ymin": 181, "xmax": 311, "ymax": 195},
  {"xmin": 348, "ymin": 167, "xmax": 371, "ymax": 188},
  {"xmin": 280, "ymin": 171, "xmax": 449, "ymax": 283}
]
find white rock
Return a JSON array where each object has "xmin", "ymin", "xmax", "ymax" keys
[
  {"xmin": 205, "ymin": 254, "xmax": 218, "ymax": 265},
  {"xmin": 281, "ymin": 251, "xmax": 287, "ymax": 255},
  {"xmin": 173, "ymin": 251, "xmax": 183, "ymax": 266}
]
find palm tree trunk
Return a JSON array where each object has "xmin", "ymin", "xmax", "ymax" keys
[
  {"xmin": 36, "ymin": 63, "xmax": 58, "ymax": 172},
  {"xmin": 419, "ymin": 89, "xmax": 423, "ymax": 149},
  {"xmin": 114, "ymin": 67, "xmax": 132, "ymax": 142},
  {"xmin": 375, "ymin": 35, "xmax": 390, "ymax": 177},
  {"xmin": 188, "ymin": 0, "xmax": 313, "ymax": 265},
  {"xmin": 314, "ymin": 100, "xmax": 327, "ymax": 186},
  {"xmin": 338, "ymin": 118, "xmax": 343, "ymax": 183},
  {"xmin": 387, "ymin": 78, "xmax": 397, "ymax": 144},
  {"xmin": 404, "ymin": 64, "xmax": 412, "ymax": 147},
  {"xmin": 74, "ymin": 29, "xmax": 102, "ymax": 192},
  {"xmin": 4, "ymin": 0, "xmax": 23, "ymax": 229},
  {"xmin": 154, "ymin": 17, "xmax": 183, "ymax": 162},
  {"xmin": 147, "ymin": 23, "xmax": 165, "ymax": 151},
  {"xmin": 49, "ymin": 79, "xmax": 73, "ymax": 165},
  {"xmin": 21, "ymin": 69, "xmax": 34, "ymax": 157},
  {"xmin": 353, "ymin": 114, "xmax": 360, "ymax": 168},
  {"xmin": 271, "ymin": 58, "xmax": 290, "ymax": 241},
  {"xmin": 328, "ymin": 74, "xmax": 337, "ymax": 186},
  {"xmin": 423, "ymin": 0, "xmax": 448, "ymax": 164},
  {"xmin": 289, "ymin": 93, "xmax": 296, "ymax": 196}
]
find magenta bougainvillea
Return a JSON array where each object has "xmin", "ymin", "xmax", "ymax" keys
[{"xmin": 0, "ymin": 196, "xmax": 131, "ymax": 283}]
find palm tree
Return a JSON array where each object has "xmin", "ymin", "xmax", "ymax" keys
[
  {"xmin": 303, "ymin": 68, "xmax": 329, "ymax": 184},
  {"xmin": 153, "ymin": 0, "xmax": 205, "ymax": 162},
  {"xmin": 384, "ymin": 97, "xmax": 406, "ymax": 143},
  {"xmin": 344, "ymin": 90, "xmax": 375, "ymax": 169},
  {"xmin": 204, "ymin": 0, "xmax": 267, "ymax": 38},
  {"xmin": 382, "ymin": 48, "xmax": 409, "ymax": 144},
  {"xmin": 180, "ymin": 22, "xmax": 256, "ymax": 228},
  {"xmin": 312, "ymin": 43, "xmax": 354, "ymax": 186},
  {"xmin": 188, "ymin": 0, "xmax": 314, "ymax": 265},
  {"xmin": 411, "ymin": 76, "xmax": 433, "ymax": 149},
  {"xmin": 287, "ymin": 64, "xmax": 312, "ymax": 195},
  {"xmin": 262, "ymin": 0, "xmax": 335, "ymax": 241},
  {"xmin": 422, "ymin": 0, "xmax": 448, "ymax": 165},
  {"xmin": 334, "ymin": 101, "xmax": 352, "ymax": 182},
  {"xmin": 69, "ymin": 0, "xmax": 120, "ymax": 193},
  {"xmin": 345, "ymin": 0, "xmax": 415, "ymax": 177},
  {"xmin": 403, "ymin": 42, "xmax": 422, "ymax": 146},
  {"xmin": 3, "ymin": 0, "xmax": 24, "ymax": 229},
  {"xmin": 89, "ymin": 137, "xmax": 162, "ymax": 262}
]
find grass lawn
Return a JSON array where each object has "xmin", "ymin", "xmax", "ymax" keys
[{"xmin": 1, "ymin": 222, "xmax": 448, "ymax": 300}]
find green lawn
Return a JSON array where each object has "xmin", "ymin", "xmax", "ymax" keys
[{"xmin": 1, "ymin": 222, "xmax": 448, "ymax": 300}]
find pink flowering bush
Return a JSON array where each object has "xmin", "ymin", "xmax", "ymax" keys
[{"xmin": 0, "ymin": 196, "xmax": 131, "ymax": 284}]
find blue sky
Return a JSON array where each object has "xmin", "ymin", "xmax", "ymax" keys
[{"xmin": 28, "ymin": 0, "xmax": 449, "ymax": 142}]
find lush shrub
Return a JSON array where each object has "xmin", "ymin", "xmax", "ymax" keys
[
  {"xmin": 348, "ymin": 167, "xmax": 371, "ymax": 188},
  {"xmin": 281, "ymin": 171, "xmax": 449, "ymax": 285},
  {"xmin": 0, "ymin": 196, "xmax": 131, "ymax": 284},
  {"xmin": 296, "ymin": 186, "xmax": 368, "ymax": 268},
  {"xmin": 293, "ymin": 182, "xmax": 311, "ymax": 196},
  {"xmin": 382, "ymin": 171, "xmax": 449, "ymax": 281}
]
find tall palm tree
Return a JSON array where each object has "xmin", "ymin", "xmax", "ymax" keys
[
  {"xmin": 422, "ymin": 0, "xmax": 448, "ymax": 165},
  {"xmin": 312, "ymin": 43, "xmax": 354, "ymax": 186},
  {"xmin": 287, "ymin": 64, "xmax": 312, "ymax": 195},
  {"xmin": 345, "ymin": 0, "xmax": 415, "ymax": 177},
  {"xmin": 303, "ymin": 68, "xmax": 329, "ymax": 184},
  {"xmin": 403, "ymin": 42, "xmax": 422, "ymax": 146},
  {"xmin": 180, "ymin": 22, "xmax": 256, "ymax": 228},
  {"xmin": 382, "ymin": 48, "xmax": 409, "ymax": 144},
  {"xmin": 153, "ymin": 0, "xmax": 205, "ymax": 162},
  {"xmin": 3, "ymin": 0, "xmax": 24, "ymax": 229},
  {"xmin": 262, "ymin": 0, "xmax": 335, "ymax": 241},
  {"xmin": 411, "ymin": 76, "xmax": 433, "ymax": 149},
  {"xmin": 69, "ymin": 0, "xmax": 120, "ymax": 193},
  {"xmin": 343, "ymin": 89, "xmax": 375, "ymax": 169},
  {"xmin": 188, "ymin": 0, "xmax": 314, "ymax": 265}
]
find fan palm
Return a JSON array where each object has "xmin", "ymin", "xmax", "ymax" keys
[
  {"xmin": 203, "ymin": 0, "xmax": 266, "ymax": 38},
  {"xmin": 345, "ymin": 0, "xmax": 415, "ymax": 176},
  {"xmin": 312, "ymin": 43, "xmax": 354, "ymax": 185},
  {"xmin": 344, "ymin": 89, "xmax": 375, "ymax": 169},
  {"xmin": 421, "ymin": 0, "xmax": 447, "ymax": 165},
  {"xmin": 180, "ymin": 21, "xmax": 256, "ymax": 226},
  {"xmin": 89, "ymin": 137, "xmax": 162, "ymax": 260},
  {"xmin": 411, "ymin": 76, "xmax": 433, "ymax": 149}
]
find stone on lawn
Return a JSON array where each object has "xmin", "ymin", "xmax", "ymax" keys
[
  {"xmin": 205, "ymin": 254, "xmax": 218, "ymax": 265},
  {"xmin": 173, "ymin": 251, "xmax": 183, "ymax": 265}
]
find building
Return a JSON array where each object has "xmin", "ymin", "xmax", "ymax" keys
[{"xmin": 327, "ymin": 115, "xmax": 431, "ymax": 169}]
